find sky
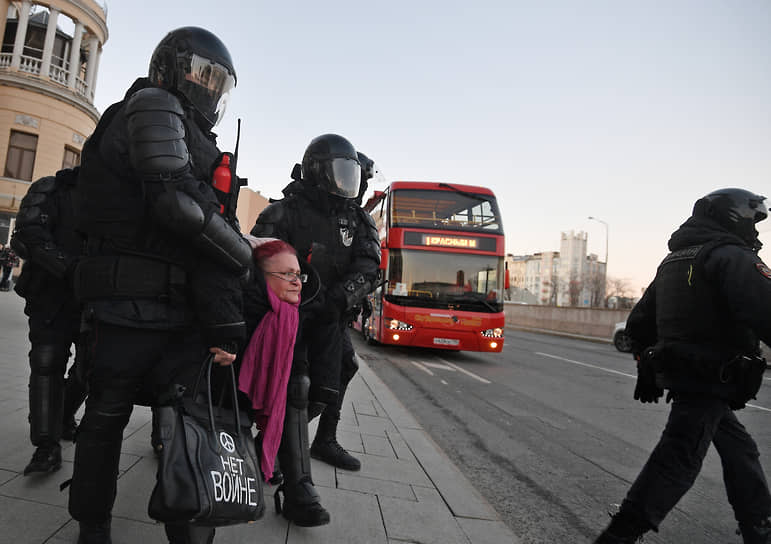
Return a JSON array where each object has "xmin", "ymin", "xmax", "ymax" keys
[{"xmin": 90, "ymin": 0, "xmax": 771, "ymax": 295}]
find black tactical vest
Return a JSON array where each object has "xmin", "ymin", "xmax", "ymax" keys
[
  {"xmin": 283, "ymin": 195, "xmax": 358, "ymax": 289},
  {"xmin": 78, "ymin": 81, "xmax": 220, "ymax": 261},
  {"xmin": 654, "ymin": 242, "xmax": 755, "ymax": 389},
  {"xmin": 655, "ymin": 244, "xmax": 722, "ymax": 344}
]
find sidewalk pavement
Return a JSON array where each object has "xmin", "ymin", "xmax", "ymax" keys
[{"xmin": 0, "ymin": 291, "xmax": 517, "ymax": 544}]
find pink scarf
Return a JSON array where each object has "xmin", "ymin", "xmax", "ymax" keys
[{"xmin": 238, "ymin": 284, "xmax": 299, "ymax": 481}]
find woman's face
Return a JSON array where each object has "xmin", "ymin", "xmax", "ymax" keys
[{"xmin": 262, "ymin": 252, "xmax": 302, "ymax": 304}]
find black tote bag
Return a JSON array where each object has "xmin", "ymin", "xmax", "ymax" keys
[{"xmin": 148, "ymin": 355, "xmax": 265, "ymax": 526}]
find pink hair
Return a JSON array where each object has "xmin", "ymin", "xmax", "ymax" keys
[{"xmin": 253, "ymin": 239, "xmax": 297, "ymax": 269}]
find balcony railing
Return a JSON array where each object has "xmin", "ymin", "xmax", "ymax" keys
[
  {"xmin": 0, "ymin": 46, "xmax": 93, "ymax": 103},
  {"xmin": 17, "ymin": 53, "xmax": 41, "ymax": 75},
  {"xmin": 49, "ymin": 63, "xmax": 68, "ymax": 84}
]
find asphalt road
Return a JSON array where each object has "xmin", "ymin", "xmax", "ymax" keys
[{"xmin": 354, "ymin": 328, "xmax": 771, "ymax": 544}]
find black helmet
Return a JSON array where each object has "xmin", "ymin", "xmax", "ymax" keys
[
  {"xmin": 149, "ymin": 27, "xmax": 236, "ymax": 130},
  {"xmin": 693, "ymin": 188, "xmax": 768, "ymax": 245},
  {"xmin": 357, "ymin": 151, "xmax": 375, "ymax": 182},
  {"xmin": 301, "ymin": 134, "xmax": 361, "ymax": 199},
  {"xmin": 355, "ymin": 151, "xmax": 377, "ymax": 204}
]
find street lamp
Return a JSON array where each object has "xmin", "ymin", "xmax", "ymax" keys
[
  {"xmin": 587, "ymin": 216, "xmax": 608, "ymax": 268},
  {"xmin": 588, "ymin": 216, "xmax": 609, "ymax": 307}
]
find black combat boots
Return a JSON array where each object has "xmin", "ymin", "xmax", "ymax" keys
[
  {"xmin": 77, "ymin": 520, "xmax": 112, "ymax": 544},
  {"xmin": 739, "ymin": 518, "xmax": 771, "ymax": 544},
  {"xmin": 311, "ymin": 411, "xmax": 361, "ymax": 471},
  {"xmin": 23, "ymin": 443, "xmax": 62, "ymax": 475},
  {"xmin": 275, "ymin": 477, "xmax": 331, "ymax": 527},
  {"xmin": 594, "ymin": 508, "xmax": 651, "ymax": 543}
]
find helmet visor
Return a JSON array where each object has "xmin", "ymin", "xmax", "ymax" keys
[
  {"xmin": 178, "ymin": 53, "xmax": 236, "ymax": 127},
  {"xmin": 749, "ymin": 195, "xmax": 768, "ymax": 222},
  {"xmin": 325, "ymin": 158, "xmax": 361, "ymax": 198}
]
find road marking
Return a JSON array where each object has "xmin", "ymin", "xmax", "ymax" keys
[
  {"xmin": 441, "ymin": 379, "xmax": 449, "ymax": 385},
  {"xmin": 537, "ymin": 352, "xmax": 771, "ymax": 412},
  {"xmin": 411, "ymin": 361, "xmax": 435, "ymax": 376},
  {"xmin": 423, "ymin": 362, "xmax": 456, "ymax": 371},
  {"xmin": 435, "ymin": 358, "xmax": 491, "ymax": 384},
  {"xmin": 536, "ymin": 352, "xmax": 636, "ymax": 378}
]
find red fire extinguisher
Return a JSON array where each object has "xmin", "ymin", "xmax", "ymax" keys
[{"xmin": 212, "ymin": 153, "xmax": 233, "ymax": 215}]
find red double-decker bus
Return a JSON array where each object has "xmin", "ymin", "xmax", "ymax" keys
[{"xmin": 358, "ymin": 181, "xmax": 505, "ymax": 352}]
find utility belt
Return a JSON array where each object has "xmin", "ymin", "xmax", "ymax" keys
[
  {"xmin": 74, "ymin": 255, "xmax": 187, "ymax": 303},
  {"xmin": 650, "ymin": 342, "xmax": 766, "ymax": 408}
]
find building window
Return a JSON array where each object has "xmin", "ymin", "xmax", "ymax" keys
[
  {"xmin": 4, "ymin": 131, "xmax": 38, "ymax": 181},
  {"xmin": 63, "ymin": 146, "xmax": 80, "ymax": 169}
]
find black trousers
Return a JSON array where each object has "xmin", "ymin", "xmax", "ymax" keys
[
  {"xmin": 327, "ymin": 327, "xmax": 357, "ymax": 419},
  {"xmin": 302, "ymin": 314, "xmax": 344, "ymax": 408},
  {"xmin": 26, "ymin": 299, "xmax": 84, "ymax": 446},
  {"xmin": 69, "ymin": 322, "xmax": 206, "ymax": 524},
  {"xmin": 623, "ymin": 393, "xmax": 771, "ymax": 529}
]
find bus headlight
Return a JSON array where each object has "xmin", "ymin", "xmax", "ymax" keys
[
  {"xmin": 481, "ymin": 328, "xmax": 504, "ymax": 338},
  {"xmin": 388, "ymin": 319, "xmax": 413, "ymax": 331}
]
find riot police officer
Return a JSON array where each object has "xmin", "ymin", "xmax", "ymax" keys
[
  {"xmin": 595, "ymin": 189, "xmax": 771, "ymax": 544},
  {"xmin": 309, "ymin": 151, "xmax": 380, "ymax": 472},
  {"xmin": 251, "ymin": 134, "xmax": 380, "ymax": 526},
  {"xmin": 69, "ymin": 27, "xmax": 251, "ymax": 544},
  {"xmin": 11, "ymin": 167, "xmax": 88, "ymax": 475}
]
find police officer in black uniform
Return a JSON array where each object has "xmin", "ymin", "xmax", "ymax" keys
[
  {"xmin": 11, "ymin": 167, "xmax": 88, "ymax": 475},
  {"xmin": 68, "ymin": 27, "xmax": 251, "ymax": 544},
  {"xmin": 309, "ymin": 151, "xmax": 380, "ymax": 472},
  {"xmin": 594, "ymin": 188, "xmax": 771, "ymax": 544},
  {"xmin": 251, "ymin": 134, "xmax": 380, "ymax": 526}
]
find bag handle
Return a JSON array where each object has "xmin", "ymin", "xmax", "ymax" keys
[{"xmin": 192, "ymin": 354, "xmax": 244, "ymax": 442}]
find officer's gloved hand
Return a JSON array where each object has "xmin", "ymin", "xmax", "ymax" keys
[{"xmin": 634, "ymin": 349, "xmax": 663, "ymax": 403}]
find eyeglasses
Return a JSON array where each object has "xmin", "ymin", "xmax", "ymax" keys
[{"xmin": 266, "ymin": 271, "xmax": 308, "ymax": 284}]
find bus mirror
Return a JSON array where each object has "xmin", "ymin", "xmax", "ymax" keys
[{"xmin": 379, "ymin": 248, "xmax": 388, "ymax": 270}]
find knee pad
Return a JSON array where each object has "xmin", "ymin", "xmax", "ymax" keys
[
  {"xmin": 79, "ymin": 381, "xmax": 135, "ymax": 435},
  {"xmin": 30, "ymin": 343, "xmax": 70, "ymax": 375}
]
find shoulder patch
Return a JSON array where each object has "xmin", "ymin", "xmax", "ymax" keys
[{"xmin": 757, "ymin": 263, "xmax": 771, "ymax": 279}]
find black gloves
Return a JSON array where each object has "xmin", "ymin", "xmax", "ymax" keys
[{"xmin": 633, "ymin": 349, "xmax": 663, "ymax": 403}]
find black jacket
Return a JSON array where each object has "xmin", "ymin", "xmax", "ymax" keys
[{"xmin": 627, "ymin": 216, "xmax": 771, "ymax": 394}]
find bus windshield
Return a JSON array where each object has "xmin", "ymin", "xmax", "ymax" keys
[
  {"xmin": 390, "ymin": 189, "xmax": 503, "ymax": 233},
  {"xmin": 384, "ymin": 249, "xmax": 504, "ymax": 312}
]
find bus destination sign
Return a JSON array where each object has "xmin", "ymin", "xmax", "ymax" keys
[{"xmin": 403, "ymin": 231, "xmax": 497, "ymax": 252}]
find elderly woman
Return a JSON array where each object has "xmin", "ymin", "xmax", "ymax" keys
[
  {"xmin": 238, "ymin": 236, "xmax": 330, "ymax": 526},
  {"xmin": 238, "ymin": 239, "xmax": 304, "ymax": 479}
]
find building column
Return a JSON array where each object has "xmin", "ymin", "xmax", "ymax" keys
[
  {"xmin": 84, "ymin": 34, "xmax": 99, "ymax": 98},
  {"xmin": 0, "ymin": 0, "xmax": 11, "ymax": 44},
  {"xmin": 10, "ymin": 0, "xmax": 32, "ymax": 71},
  {"xmin": 89, "ymin": 45, "xmax": 102, "ymax": 100},
  {"xmin": 39, "ymin": 7, "xmax": 60, "ymax": 79},
  {"xmin": 66, "ymin": 20, "xmax": 84, "ymax": 89}
]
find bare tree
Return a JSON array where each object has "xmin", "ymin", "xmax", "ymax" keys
[
  {"xmin": 607, "ymin": 276, "xmax": 633, "ymax": 299},
  {"xmin": 547, "ymin": 274, "xmax": 560, "ymax": 306},
  {"xmin": 568, "ymin": 269, "xmax": 582, "ymax": 307},
  {"xmin": 606, "ymin": 276, "xmax": 635, "ymax": 308},
  {"xmin": 585, "ymin": 269, "xmax": 606, "ymax": 307}
]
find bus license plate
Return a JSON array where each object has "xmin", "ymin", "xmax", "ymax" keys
[{"xmin": 433, "ymin": 338, "xmax": 459, "ymax": 346}]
